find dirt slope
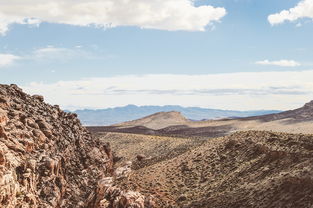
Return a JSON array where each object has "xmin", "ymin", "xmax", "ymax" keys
[
  {"xmin": 119, "ymin": 131, "xmax": 313, "ymax": 208},
  {"xmin": 97, "ymin": 132, "xmax": 207, "ymax": 169}
]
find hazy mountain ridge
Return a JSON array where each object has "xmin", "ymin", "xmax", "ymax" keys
[
  {"xmin": 73, "ymin": 105, "xmax": 281, "ymax": 126},
  {"xmin": 90, "ymin": 100, "xmax": 313, "ymax": 138}
]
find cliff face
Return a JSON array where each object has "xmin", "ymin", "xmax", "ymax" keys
[{"xmin": 0, "ymin": 84, "xmax": 114, "ymax": 207}]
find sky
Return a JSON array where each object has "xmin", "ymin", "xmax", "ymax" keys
[{"xmin": 1, "ymin": 0, "xmax": 313, "ymax": 110}]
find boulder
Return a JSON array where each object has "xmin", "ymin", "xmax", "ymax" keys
[
  {"xmin": 136, "ymin": 154, "xmax": 146, "ymax": 161},
  {"xmin": 32, "ymin": 95, "xmax": 44, "ymax": 102}
]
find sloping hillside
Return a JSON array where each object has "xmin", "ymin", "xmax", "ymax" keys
[
  {"xmin": 119, "ymin": 131, "xmax": 313, "ymax": 208},
  {"xmin": 113, "ymin": 111, "xmax": 189, "ymax": 130},
  {"xmin": 97, "ymin": 132, "xmax": 207, "ymax": 169},
  {"xmin": 94, "ymin": 100, "xmax": 313, "ymax": 138},
  {"xmin": 242, "ymin": 100, "xmax": 313, "ymax": 122}
]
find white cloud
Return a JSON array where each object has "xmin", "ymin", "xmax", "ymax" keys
[
  {"xmin": 34, "ymin": 47, "xmax": 71, "ymax": 57},
  {"xmin": 22, "ymin": 71, "xmax": 313, "ymax": 111},
  {"xmin": 33, "ymin": 46, "xmax": 80, "ymax": 60},
  {"xmin": 256, "ymin": 59, "xmax": 301, "ymax": 67},
  {"xmin": 0, "ymin": 53, "xmax": 20, "ymax": 68},
  {"xmin": 0, "ymin": 46, "xmax": 109, "ymax": 67},
  {"xmin": 268, "ymin": 0, "xmax": 313, "ymax": 25},
  {"xmin": 0, "ymin": 0, "xmax": 226, "ymax": 35},
  {"xmin": 30, "ymin": 46, "xmax": 108, "ymax": 61}
]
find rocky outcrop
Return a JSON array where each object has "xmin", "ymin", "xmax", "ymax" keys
[
  {"xmin": 303, "ymin": 100, "xmax": 313, "ymax": 108},
  {"xmin": 0, "ymin": 84, "xmax": 151, "ymax": 208},
  {"xmin": 86, "ymin": 176, "xmax": 155, "ymax": 208}
]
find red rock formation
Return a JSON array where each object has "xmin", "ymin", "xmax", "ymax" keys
[{"xmin": 0, "ymin": 84, "xmax": 152, "ymax": 208}]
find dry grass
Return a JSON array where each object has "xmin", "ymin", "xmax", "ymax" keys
[
  {"xmin": 96, "ymin": 132, "xmax": 207, "ymax": 168},
  {"xmin": 117, "ymin": 131, "xmax": 313, "ymax": 208}
]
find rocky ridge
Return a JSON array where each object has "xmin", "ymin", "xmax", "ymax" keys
[
  {"xmin": 241, "ymin": 100, "xmax": 313, "ymax": 122},
  {"xmin": 0, "ymin": 84, "xmax": 151, "ymax": 208},
  {"xmin": 94, "ymin": 100, "xmax": 313, "ymax": 138}
]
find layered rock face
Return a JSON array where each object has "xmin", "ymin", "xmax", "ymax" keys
[{"xmin": 0, "ymin": 84, "xmax": 150, "ymax": 208}]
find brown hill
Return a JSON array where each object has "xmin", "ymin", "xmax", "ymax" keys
[
  {"xmin": 0, "ymin": 84, "xmax": 152, "ymax": 208},
  {"xmin": 241, "ymin": 100, "xmax": 313, "ymax": 122},
  {"xmin": 93, "ymin": 100, "xmax": 313, "ymax": 138},
  {"xmin": 113, "ymin": 111, "xmax": 189, "ymax": 130},
  {"xmin": 119, "ymin": 131, "xmax": 313, "ymax": 208},
  {"xmin": 97, "ymin": 132, "xmax": 207, "ymax": 170},
  {"xmin": 90, "ymin": 101, "xmax": 313, "ymax": 208}
]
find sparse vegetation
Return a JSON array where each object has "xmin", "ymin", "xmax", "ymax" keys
[{"xmin": 110, "ymin": 131, "xmax": 313, "ymax": 208}]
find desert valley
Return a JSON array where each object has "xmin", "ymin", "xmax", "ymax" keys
[
  {"xmin": 1, "ymin": 84, "xmax": 313, "ymax": 207},
  {"xmin": 1, "ymin": 0, "xmax": 313, "ymax": 207}
]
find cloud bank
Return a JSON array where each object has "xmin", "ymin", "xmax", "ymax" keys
[
  {"xmin": 22, "ymin": 71, "xmax": 313, "ymax": 111},
  {"xmin": 256, "ymin": 60, "xmax": 301, "ymax": 67},
  {"xmin": 0, "ymin": 0, "xmax": 226, "ymax": 35},
  {"xmin": 0, "ymin": 54, "xmax": 20, "ymax": 68},
  {"xmin": 268, "ymin": 0, "xmax": 313, "ymax": 25}
]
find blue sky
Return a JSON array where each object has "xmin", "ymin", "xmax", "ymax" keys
[{"xmin": 1, "ymin": 0, "xmax": 313, "ymax": 110}]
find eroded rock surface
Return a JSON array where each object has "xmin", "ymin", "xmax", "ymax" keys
[{"xmin": 0, "ymin": 84, "xmax": 151, "ymax": 208}]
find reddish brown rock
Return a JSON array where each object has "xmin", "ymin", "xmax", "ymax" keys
[
  {"xmin": 0, "ymin": 110, "xmax": 7, "ymax": 125},
  {"xmin": 86, "ymin": 177, "xmax": 153, "ymax": 208},
  {"xmin": 32, "ymin": 95, "xmax": 44, "ymax": 102},
  {"xmin": 0, "ymin": 84, "xmax": 151, "ymax": 208}
]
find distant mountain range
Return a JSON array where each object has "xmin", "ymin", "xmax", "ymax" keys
[{"xmin": 72, "ymin": 105, "xmax": 281, "ymax": 126}]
